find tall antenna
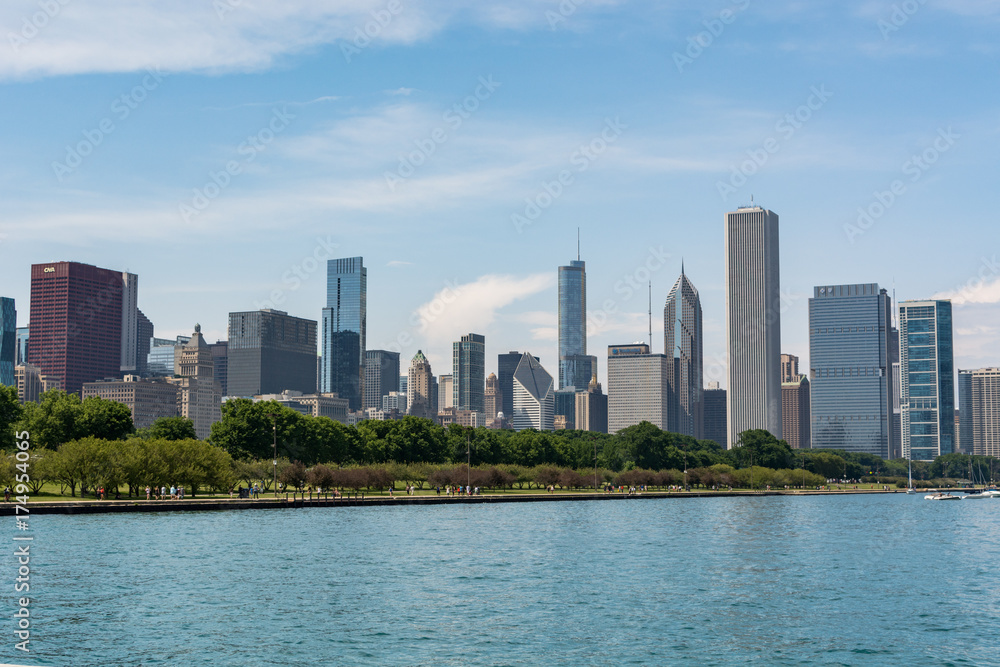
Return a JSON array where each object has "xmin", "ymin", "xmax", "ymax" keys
[
  {"xmin": 892, "ymin": 280, "xmax": 897, "ymax": 328},
  {"xmin": 577, "ymin": 227, "xmax": 580, "ymax": 261},
  {"xmin": 648, "ymin": 280, "xmax": 652, "ymax": 350}
]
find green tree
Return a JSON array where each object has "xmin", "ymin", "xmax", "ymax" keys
[
  {"xmin": 0, "ymin": 385, "xmax": 24, "ymax": 450},
  {"xmin": 79, "ymin": 396, "xmax": 134, "ymax": 441},
  {"xmin": 17, "ymin": 390, "xmax": 83, "ymax": 449},
  {"xmin": 731, "ymin": 430, "xmax": 794, "ymax": 470},
  {"xmin": 140, "ymin": 416, "xmax": 197, "ymax": 441}
]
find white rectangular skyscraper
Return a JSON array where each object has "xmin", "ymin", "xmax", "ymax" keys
[{"xmin": 724, "ymin": 206, "xmax": 782, "ymax": 447}]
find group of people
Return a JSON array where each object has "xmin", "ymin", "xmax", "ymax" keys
[
  {"xmin": 144, "ymin": 485, "xmax": 185, "ymax": 500},
  {"xmin": 435, "ymin": 485, "xmax": 480, "ymax": 496}
]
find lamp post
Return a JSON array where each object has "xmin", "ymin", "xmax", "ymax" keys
[
  {"xmin": 682, "ymin": 442, "xmax": 688, "ymax": 491},
  {"xmin": 267, "ymin": 413, "xmax": 278, "ymax": 498}
]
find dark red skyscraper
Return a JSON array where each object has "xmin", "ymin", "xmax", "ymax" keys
[{"xmin": 28, "ymin": 262, "xmax": 124, "ymax": 396}]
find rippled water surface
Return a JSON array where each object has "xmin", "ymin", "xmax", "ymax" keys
[{"xmin": 8, "ymin": 494, "xmax": 1000, "ymax": 665}]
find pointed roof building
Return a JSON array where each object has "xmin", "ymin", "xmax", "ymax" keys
[
  {"xmin": 664, "ymin": 268, "xmax": 703, "ymax": 438},
  {"xmin": 512, "ymin": 353, "xmax": 554, "ymax": 431}
]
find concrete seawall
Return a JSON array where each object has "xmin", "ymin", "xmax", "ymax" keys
[{"xmin": 1, "ymin": 489, "xmax": 905, "ymax": 516}]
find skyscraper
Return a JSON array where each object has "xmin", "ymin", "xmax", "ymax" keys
[
  {"xmin": 365, "ymin": 350, "xmax": 400, "ymax": 412},
  {"xmin": 664, "ymin": 267, "xmax": 703, "ymax": 438},
  {"xmin": 558, "ymin": 258, "xmax": 588, "ymax": 390},
  {"xmin": 808, "ymin": 284, "xmax": 893, "ymax": 457},
  {"xmin": 781, "ymin": 376, "xmax": 810, "ymax": 449},
  {"xmin": 167, "ymin": 324, "xmax": 222, "ymax": 439},
  {"xmin": 136, "ymin": 310, "xmax": 153, "ymax": 376},
  {"xmin": 484, "ymin": 372, "xmax": 501, "ymax": 422},
  {"xmin": 958, "ymin": 368, "xmax": 974, "ymax": 455},
  {"xmin": 0, "ymin": 298, "xmax": 15, "ymax": 388},
  {"xmin": 968, "ymin": 368, "xmax": 1000, "ymax": 457},
  {"xmin": 780, "ymin": 353, "xmax": 800, "ymax": 383},
  {"xmin": 725, "ymin": 205, "xmax": 782, "ymax": 447},
  {"xmin": 119, "ymin": 272, "xmax": 139, "ymax": 374},
  {"xmin": 512, "ymin": 352, "xmax": 554, "ymax": 431},
  {"xmin": 28, "ymin": 261, "xmax": 134, "ymax": 395},
  {"xmin": 15, "ymin": 327, "xmax": 28, "ymax": 366},
  {"xmin": 210, "ymin": 340, "xmax": 228, "ymax": 397},
  {"xmin": 498, "ymin": 351, "xmax": 536, "ymax": 427},
  {"xmin": 321, "ymin": 257, "xmax": 366, "ymax": 410},
  {"xmin": 406, "ymin": 350, "xmax": 434, "ymax": 420},
  {"xmin": 607, "ymin": 343, "xmax": 669, "ymax": 434},
  {"xmin": 899, "ymin": 299, "xmax": 954, "ymax": 461},
  {"xmin": 227, "ymin": 309, "xmax": 317, "ymax": 397},
  {"xmin": 703, "ymin": 382, "xmax": 727, "ymax": 448},
  {"xmin": 453, "ymin": 333, "xmax": 485, "ymax": 414},
  {"xmin": 575, "ymin": 375, "xmax": 608, "ymax": 434},
  {"xmin": 437, "ymin": 374, "xmax": 453, "ymax": 412}
]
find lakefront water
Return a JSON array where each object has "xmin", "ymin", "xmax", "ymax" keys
[{"xmin": 8, "ymin": 493, "xmax": 1000, "ymax": 666}]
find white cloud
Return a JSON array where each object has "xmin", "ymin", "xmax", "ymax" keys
[{"xmin": 934, "ymin": 274, "xmax": 1000, "ymax": 305}]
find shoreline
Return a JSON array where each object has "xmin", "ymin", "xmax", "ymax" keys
[{"xmin": 1, "ymin": 488, "xmax": 919, "ymax": 515}]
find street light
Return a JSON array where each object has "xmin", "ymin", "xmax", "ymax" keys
[{"xmin": 267, "ymin": 413, "xmax": 278, "ymax": 498}]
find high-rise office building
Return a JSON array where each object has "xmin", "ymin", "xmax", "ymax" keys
[
  {"xmin": 554, "ymin": 387, "xmax": 576, "ymax": 430},
  {"xmin": 499, "ymin": 351, "xmax": 536, "ymax": 427},
  {"xmin": 724, "ymin": 206, "xmax": 782, "ymax": 447},
  {"xmin": 0, "ymin": 298, "xmax": 15, "ymax": 387},
  {"xmin": 607, "ymin": 343, "xmax": 669, "ymax": 434},
  {"xmin": 167, "ymin": 324, "xmax": 222, "ymax": 439},
  {"xmin": 210, "ymin": 340, "xmax": 228, "ymax": 396},
  {"xmin": 406, "ymin": 350, "xmax": 434, "ymax": 420},
  {"xmin": 437, "ymin": 374, "xmax": 453, "ymax": 412},
  {"xmin": 228, "ymin": 309, "xmax": 317, "ymax": 397},
  {"xmin": 365, "ymin": 350, "xmax": 400, "ymax": 411},
  {"xmin": 808, "ymin": 284, "xmax": 894, "ymax": 458},
  {"xmin": 780, "ymin": 354, "xmax": 800, "ymax": 383},
  {"xmin": 575, "ymin": 375, "xmax": 608, "ymax": 434},
  {"xmin": 703, "ymin": 382, "xmax": 727, "ymax": 448},
  {"xmin": 321, "ymin": 257, "xmax": 366, "ymax": 410},
  {"xmin": 512, "ymin": 352, "xmax": 554, "ymax": 431},
  {"xmin": 968, "ymin": 368, "xmax": 1000, "ymax": 457},
  {"xmin": 664, "ymin": 267, "xmax": 703, "ymax": 438},
  {"xmin": 119, "ymin": 272, "xmax": 139, "ymax": 374},
  {"xmin": 889, "ymin": 325, "xmax": 901, "ymax": 459},
  {"xmin": 15, "ymin": 327, "xmax": 28, "ymax": 366},
  {"xmin": 453, "ymin": 333, "xmax": 485, "ymax": 413},
  {"xmin": 136, "ymin": 310, "xmax": 153, "ymax": 377},
  {"xmin": 958, "ymin": 368, "xmax": 974, "ymax": 455},
  {"xmin": 484, "ymin": 372, "xmax": 501, "ymax": 422},
  {"xmin": 899, "ymin": 299, "xmax": 954, "ymax": 461},
  {"xmin": 27, "ymin": 261, "xmax": 138, "ymax": 395},
  {"xmin": 147, "ymin": 335, "xmax": 190, "ymax": 377},
  {"xmin": 781, "ymin": 376, "xmax": 810, "ymax": 449},
  {"xmin": 558, "ymin": 258, "xmax": 591, "ymax": 390}
]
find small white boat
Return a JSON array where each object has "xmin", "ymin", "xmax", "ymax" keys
[
  {"xmin": 925, "ymin": 492, "xmax": 960, "ymax": 501},
  {"xmin": 963, "ymin": 491, "xmax": 993, "ymax": 500}
]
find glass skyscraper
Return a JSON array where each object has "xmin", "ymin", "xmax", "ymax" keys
[
  {"xmin": 899, "ymin": 299, "xmax": 954, "ymax": 461},
  {"xmin": 558, "ymin": 259, "xmax": 594, "ymax": 390},
  {"xmin": 664, "ymin": 267, "xmax": 703, "ymax": 438},
  {"xmin": 0, "ymin": 298, "xmax": 15, "ymax": 387},
  {"xmin": 808, "ymin": 284, "xmax": 893, "ymax": 458},
  {"xmin": 452, "ymin": 333, "xmax": 485, "ymax": 413},
  {"xmin": 321, "ymin": 257, "xmax": 366, "ymax": 410}
]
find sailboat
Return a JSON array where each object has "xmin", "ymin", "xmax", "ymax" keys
[{"xmin": 906, "ymin": 457, "xmax": 916, "ymax": 494}]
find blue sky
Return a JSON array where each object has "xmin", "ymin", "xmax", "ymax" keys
[{"xmin": 1, "ymin": 0, "xmax": 998, "ymax": 385}]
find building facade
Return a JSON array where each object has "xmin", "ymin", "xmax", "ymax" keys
[
  {"xmin": 899, "ymin": 299, "xmax": 954, "ymax": 461},
  {"xmin": 558, "ymin": 258, "xmax": 587, "ymax": 390},
  {"xmin": 228, "ymin": 309, "xmax": 317, "ymax": 398},
  {"xmin": 320, "ymin": 257, "xmax": 366, "ymax": 410},
  {"xmin": 210, "ymin": 340, "xmax": 228, "ymax": 396},
  {"xmin": 0, "ymin": 297, "xmax": 15, "ymax": 388},
  {"xmin": 808, "ymin": 284, "xmax": 893, "ymax": 458},
  {"xmin": 958, "ymin": 368, "xmax": 974, "ymax": 455},
  {"xmin": 607, "ymin": 343, "xmax": 669, "ymax": 434},
  {"xmin": 437, "ymin": 374, "xmax": 454, "ymax": 412},
  {"xmin": 166, "ymin": 324, "xmax": 222, "ymax": 439},
  {"xmin": 406, "ymin": 350, "xmax": 434, "ymax": 420},
  {"xmin": 967, "ymin": 368, "xmax": 1000, "ymax": 458},
  {"xmin": 664, "ymin": 268, "xmax": 703, "ymax": 438},
  {"xmin": 554, "ymin": 387, "xmax": 576, "ymax": 430},
  {"xmin": 255, "ymin": 390, "xmax": 349, "ymax": 424},
  {"xmin": 484, "ymin": 372, "xmax": 501, "ymax": 423},
  {"xmin": 512, "ymin": 352, "xmax": 554, "ymax": 431},
  {"xmin": 724, "ymin": 206, "xmax": 782, "ymax": 447},
  {"xmin": 83, "ymin": 375, "xmax": 179, "ymax": 430},
  {"xmin": 498, "ymin": 351, "xmax": 536, "ymax": 427},
  {"xmin": 703, "ymin": 382, "xmax": 727, "ymax": 448},
  {"xmin": 781, "ymin": 376, "xmax": 811, "ymax": 449},
  {"xmin": 575, "ymin": 375, "xmax": 608, "ymax": 434},
  {"xmin": 453, "ymin": 333, "xmax": 485, "ymax": 413},
  {"xmin": 364, "ymin": 349, "xmax": 400, "ymax": 412},
  {"xmin": 780, "ymin": 353, "xmax": 800, "ymax": 383}
]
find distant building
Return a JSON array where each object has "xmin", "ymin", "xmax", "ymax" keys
[
  {"xmin": 899, "ymin": 299, "xmax": 954, "ymax": 461},
  {"xmin": 453, "ymin": 333, "xmax": 485, "ymax": 413},
  {"xmin": 27, "ymin": 261, "xmax": 140, "ymax": 395},
  {"xmin": 664, "ymin": 267, "xmax": 703, "ymax": 438},
  {"xmin": 781, "ymin": 376, "xmax": 811, "ymax": 449},
  {"xmin": 166, "ymin": 325, "xmax": 222, "ymax": 439},
  {"xmin": 382, "ymin": 391, "xmax": 406, "ymax": 416},
  {"xmin": 321, "ymin": 257, "xmax": 366, "ymax": 410},
  {"xmin": 210, "ymin": 340, "xmax": 228, "ymax": 396},
  {"xmin": 967, "ymin": 368, "xmax": 1000, "ymax": 458},
  {"xmin": 607, "ymin": 343, "xmax": 668, "ymax": 434},
  {"xmin": 809, "ymin": 284, "xmax": 894, "ymax": 458},
  {"xmin": 255, "ymin": 390, "xmax": 349, "ymax": 423},
  {"xmin": 703, "ymin": 382, "xmax": 727, "ymax": 448},
  {"xmin": 364, "ymin": 349, "xmax": 400, "ymax": 411},
  {"xmin": 575, "ymin": 375, "xmax": 608, "ymax": 434},
  {"xmin": 15, "ymin": 364, "xmax": 43, "ymax": 403},
  {"xmin": 958, "ymin": 369, "xmax": 974, "ymax": 455},
  {"xmin": 512, "ymin": 353, "xmax": 554, "ymax": 431},
  {"xmin": 83, "ymin": 375, "xmax": 179, "ymax": 430},
  {"xmin": 498, "ymin": 351, "xmax": 536, "ymax": 428},
  {"xmin": 136, "ymin": 310, "xmax": 153, "ymax": 376},
  {"xmin": 558, "ymin": 257, "xmax": 589, "ymax": 390},
  {"xmin": 484, "ymin": 372, "xmax": 501, "ymax": 422},
  {"xmin": 780, "ymin": 353, "xmax": 800, "ymax": 383},
  {"xmin": 228, "ymin": 309, "xmax": 317, "ymax": 397},
  {"xmin": 406, "ymin": 350, "xmax": 435, "ymax": 420},
  {"xmin": 146, "ymin": 335, "xmax": 190, "ymax": 377},
  {"xmin": 554, "ymin": 387, "xmax": 577, "ymax": 430},
  {"xmin": 455, "ymin": 410, "xmax": 485, "ymax": 428},
  {"xmin": 0, "ymin": 297, "xmax": 15, "ymax": 388},
  {"xmin": 725, "ymin": 206, "xmax": 782, "ymax": 446}
]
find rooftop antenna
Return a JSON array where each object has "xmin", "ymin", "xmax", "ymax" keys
[
  {"xmin": 751, "ymin": 194, "xmax": 754, "ymax": 206},
  {"xmin": 681, "ymin": 257, "xmax": 685, "ymax": 276},
  {"xmin": 648, "ymin": 280, "xmax": 653, "ymax": 350},
  {"xmin": 892, "ymin": 280, "xmax": 897, "ymax": 328},
  {"xmin": 577, "ymin": 227, "xmax": 580, "ymax": 261}
]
